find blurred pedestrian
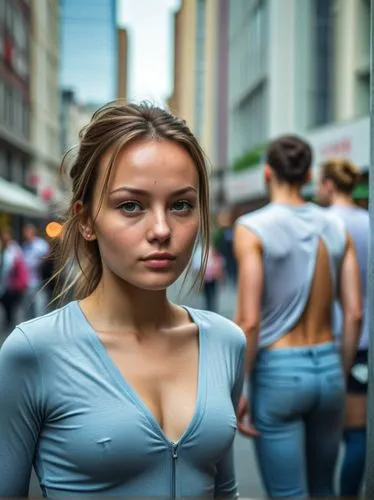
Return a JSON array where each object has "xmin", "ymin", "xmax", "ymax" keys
[
  {"xmin": 22, "ymin": 223, "xmax": 49, "ymax": 319},
  {"xmin": 214, "ymin": 209, "xmax": 237, "ymax": 284},
  {"xmin": 192, "ymin": 243, "xmax": 225, "ymax": 312},
  {"xmin": 234, "ymin": 135, "xmax": 362, "ymax": 498},
  {"xmin": 0, "ymin": 102, "xmax": 245, "ymax": 498},
  {"xmin": 0, "ymin": 228, "xmax": 29, "ymax": 331},
  {"xmin": 318, "ymin": 158, "xmax": 368, "ymax": 497}
]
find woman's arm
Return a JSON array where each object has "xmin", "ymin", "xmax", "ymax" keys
[
  {"xmin": 233, "ymin": 224, "xmax": 264, "ymax": 438},
  {"xmin": 338, "ymin": 232, "xmax": 362, "ymax": 376},
  {"xmin": 0, "ymin": 328, "xmax": 44, "ymax": 497}
]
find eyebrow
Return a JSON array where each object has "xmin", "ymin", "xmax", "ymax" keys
[{"xmin": 109, "ymin": 186, "xmax": 198, "ymax": 196}]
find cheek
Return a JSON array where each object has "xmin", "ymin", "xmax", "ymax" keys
[
  {"xmin": 94, "ymin": 215, "xmax": 141, "ymax": 261},
  {"xmin": 175, "ymin": 216, "xmax": 199, "ymax": 244}
]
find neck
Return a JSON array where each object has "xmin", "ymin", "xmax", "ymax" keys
[
  {"xmin": 269, "ymin": 181, "xmax": 305, "ymax": 206},
  {"xmin": 332, "ymin": 192, "xmax": 355, "ymax": 207},
  {"xmin": 81, "ymin": 271, "xmax": 178, "ymax": 335}
]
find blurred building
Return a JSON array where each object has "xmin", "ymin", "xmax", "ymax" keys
[
  {"xmin": 224, "ymin": 0, "xmax": 370, "ymax": 215},
  {"xmin": 117, "ymin": 27, "xmax": 128, "ymax": 100},
  {"xmin": 61, "ymin": 89, "xmax": 97, "ymax": 153},
  {"xmin": 29, "ymin": 0, "xmax": 63, "ymax": 213},
  {"xmin": 0, "ymin": 0, "xmax": 48, "ymax": 235},
  {"xmin": 168, "ymin": 0, "xmax": 229, "ymax": 211},
  {"xmin": 60, "ymin": 0, "xmax": 118, "ymax": 104}
]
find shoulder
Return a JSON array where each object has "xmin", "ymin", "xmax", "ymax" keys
[
  {"xmin": 236, "ymin": 204, "xmax": 277, "ymax": 229},
  {"xmin": 235, "ymin": 204, "xmax": 282, "ymax": 249},
  {"xmin": 0, "ymin": 327, "xmax": 38, "ymax": 368},
  {"xmin": 311, "ymin": 203, "xmax": 346, "ymax": 231},
  {"xmin": 11, "ymin": 301, "xmax": 79, "ymax": 357},
  {"xmin": 186, "ymin": 307, "xmax": 246, "ymax": 352}
]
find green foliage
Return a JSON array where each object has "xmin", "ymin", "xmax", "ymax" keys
[{"xmin": 232, "ymin": 143, "xmax": 268, "ymax": 172}]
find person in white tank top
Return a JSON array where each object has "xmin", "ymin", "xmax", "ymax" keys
[{"xmin": 317, "ymin": 157, "xmax": 368, "ymax": 497}]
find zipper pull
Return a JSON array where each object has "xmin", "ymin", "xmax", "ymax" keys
[{"xmin": 172, "ymin": 444, "xmax": 178, "ymax": 459}]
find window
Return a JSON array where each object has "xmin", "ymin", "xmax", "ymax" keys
[
  {"xmin": 309, "ymin": 0, "xmax": 334, "ymax": 127},
  {"xmin": 11, "ymin": 154, "xmax": 24, "ymax": 184},
  {"xmin": 14, "ymin": 10, "xmax": 27, "ymax": 51},
  {"xmin": 194, "ymin": 0, "xmax": 206, "ymax": 139},
  {"xmin": 22, "ymin": 100, "xmax": 29, "ymax": 137},
  {"xmin": 0, "ymin": 78, "xmax": 4, "ymax": 123},
  {"xmin": 0, "ymin": 0, "xmax": 6, "ymax": 29},
  {"xmin": 0, "ymin": 149, "xmax": 6, "ymax": 178},
  {"xmin": 5, "ymin": 0, "xmax": 13, "ymax": 35},
  {"xmin": 4, "ymin": 84, "xmax": 13, "ymax": 126},
  {"xmin": 240, "ymin": 81, "xmax": 267, "ymax": 152}
]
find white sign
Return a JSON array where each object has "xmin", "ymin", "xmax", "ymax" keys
[{"xmin": 307, "ymin": 116, "xmax": 370, "ymax": 170}]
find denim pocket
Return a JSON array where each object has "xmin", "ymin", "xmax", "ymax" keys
[{"xmin": 253, "ymin": 373, "xmax": 304, "ymax": 423}]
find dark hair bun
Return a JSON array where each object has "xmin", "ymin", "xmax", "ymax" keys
[{"xmin": 266, "ymin": 135, "xmax": 312, "ymax": 184}]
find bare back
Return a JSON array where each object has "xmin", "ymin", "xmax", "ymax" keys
[{"xmin": 270, "ymin": 240, "xmax": 334, "ymax": 348}]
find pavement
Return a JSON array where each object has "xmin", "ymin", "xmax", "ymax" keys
[{"xmin": 0, "ymin": 276, "xmax": 265, "ymax": 499}]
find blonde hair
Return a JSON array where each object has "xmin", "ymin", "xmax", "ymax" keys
[
  {"xmin": 52, "ymin": 101, "xmax": 210, "ymax": 304},
  {"xmin": 321, "ymin": 158, "xmax": 360, "ymax": 194}
]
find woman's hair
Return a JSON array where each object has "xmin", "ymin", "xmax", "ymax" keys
[
  {"xmin": 320, "ymin": 158, "xmax": 360, "ymax": 194},
  {"xmin": 266, "ymin": 135, "xmax": 313, "ymax": 184},
  {"xmin": 52, "ymin": 101, "xmax": 210, "ymax": 304}
]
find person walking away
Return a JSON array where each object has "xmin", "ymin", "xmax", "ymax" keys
[
  {"xmin": 0, "ymin": 101, "xmax": 246, "ymax": 498},
  {"xmin": 234, "ymin": 135, "xmax": 362, "ymax": 498},
  {"xmin": 0, "ymin": 228, "xmax": 29, "ymax": 332},
  {"xmin": 214, "ymin": 209, "xmax": 237, "ymax": 284},
  {"xmin": 317, "ymin": 158, "xmax": 369, "ymax": 497},
  {"xmin": 203, "ymin": 246, "xmax": 225, "ymax": 312},
  {"xmin": 22, "ymin": 224, "xmax": 49, "ymax": 319}
]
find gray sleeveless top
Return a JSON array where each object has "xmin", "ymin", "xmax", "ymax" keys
[
  {"xmin": 329, "ymin": 205, "xmax": 369, "ymax": 350},
  {"xmin": 237, "ymin": 202, "xmax": 347, "ymax": 348}
]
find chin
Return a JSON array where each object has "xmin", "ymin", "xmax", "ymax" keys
[{"xmin": 131, "ymin": 271, "xmax": 184, "ymax": 292}]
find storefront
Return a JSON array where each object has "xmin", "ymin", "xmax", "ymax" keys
[{"xmin": 0, "ymin": 176, "xmax": 49, "ymax": 239}]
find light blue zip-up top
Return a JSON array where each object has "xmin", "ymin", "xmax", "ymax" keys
[
  {"xmin": 0, "ymin": 301, "xmax": 245, "ymax": 499},
  {"xmin": 328, "ymin": 205, "xmax": 369, "ymax": 350},
  {"xmin": 236, "ymin": 202, "xmax": 347, "ymax": 348}
]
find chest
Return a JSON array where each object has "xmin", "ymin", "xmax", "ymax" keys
[
  {"xmin": 106, "ymin": 334, "xmax": 200, "ymax": 442},
  {"xmin": 39, "ymin": 343, "xmax": 236, "ymax": 484}
]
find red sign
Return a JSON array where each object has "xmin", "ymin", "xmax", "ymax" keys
[{"xmin": 320, "ymin": 137, "xmax": 352, "ymax": 158}]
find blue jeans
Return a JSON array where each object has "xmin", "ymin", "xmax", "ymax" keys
[{"xmin": 251, "ymin": 343, "xmax": 345, "ymax": 498}]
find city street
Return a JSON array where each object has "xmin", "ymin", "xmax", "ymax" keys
[{"xmin": 0, "ymin": 277, "xmax": 264, "ymax": 499}]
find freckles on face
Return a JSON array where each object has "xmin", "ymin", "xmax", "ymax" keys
[{"xmin": 91, "ymin": 139, "xmax": 201, "ymax": 289}]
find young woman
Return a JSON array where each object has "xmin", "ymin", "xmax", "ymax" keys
[
  {"xmin": 318, "ymin": 158, "xmax": 369, "ymax": 497},
  {"xmin": 234, "ymin": 136, "xmax": 362, "ymax": 498},
  {"xmin": 0, "ymin": 102, "xmax": 246, "ymax": 498}
]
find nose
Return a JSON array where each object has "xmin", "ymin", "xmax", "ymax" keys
[{"xmin": 146, "ymin": 210, "xmax": 171, "ymax": 244}]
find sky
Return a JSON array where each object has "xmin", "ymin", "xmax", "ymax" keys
[
  {"xmin": 118, "ymin": 0, "xmax": 181, "ymax": 106},
  {"xmin": 61, "ymin": 0, "xmax": 180, "ymax": 106}
]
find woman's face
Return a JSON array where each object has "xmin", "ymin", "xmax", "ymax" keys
[{"xmin": 89, "ymin": 139, "xmax": 200, "ymax": 291}]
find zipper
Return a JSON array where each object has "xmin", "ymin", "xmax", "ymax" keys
[{"xmin": 171, "ymin": 443, "xmax": 178, "ymax": 500}]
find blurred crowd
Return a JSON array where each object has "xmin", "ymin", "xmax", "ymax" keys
[{"xmin": 0, "ymin": 224, "xmax": 53, "ymax": 333}]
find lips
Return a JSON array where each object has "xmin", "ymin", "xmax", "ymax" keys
[
  {"xmin": 142, "ymin": 253, "xmax": 176, "ymax": 261},
  {"xmin": 141, "ymin": 253, "xmax": 176, "ymax": 270}
]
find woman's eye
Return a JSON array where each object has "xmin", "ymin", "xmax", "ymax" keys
[
  {"xmin": 171, "ymin": 200, "xmax": 193, "ymax": 213},
  {"xmin": 119, "ymin": 201, "xmax": 143, "ymax": 214}
]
